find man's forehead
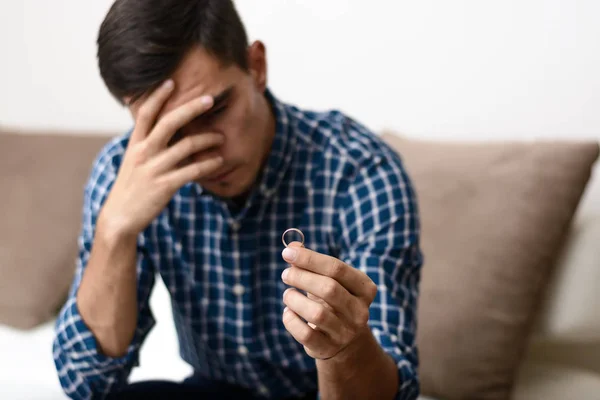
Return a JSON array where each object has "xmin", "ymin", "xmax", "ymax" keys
[
  {"xmin": 162, "ymin": 48, "xmax": 235, "ymax": 110},
  {"xmin": 158, "ymin": 81, "xmax": 233, "ymax": 118},
  {"xmin": 133, "ymin": 46, "xmax": 238, "ymax": 116}
]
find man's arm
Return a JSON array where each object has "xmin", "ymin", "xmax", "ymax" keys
[
  {"xmin": 281, "ymin": 152, "xmax": 421, "ymax": 399},
  {"xmin": 76, "ymin": 214, "xmax": 142, "ymax": 358},
  {"xmin": 324, "ymin": 153, "xmax": 421, "ymax": 400},
  {"xmin": 315, "ymin": 326, "xmax": 400, "ymax": 400},
  {"xmin": 52, "ymin": 158, "xmax": 157, "ymax": 399},
  {"xmin": 53, "ymin": 80, "xmax": 227, "ymax": 399}
]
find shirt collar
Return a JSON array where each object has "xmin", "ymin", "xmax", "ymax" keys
[
  {"xmin": 255, "ymin": 88, "xmax": 296, "ymax": 199},
  {"xmin": 191, "ymin": 88, "xmax": 296, "ymax": 202}
]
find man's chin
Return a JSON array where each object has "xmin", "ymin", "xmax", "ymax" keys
[{"xmin": 194, "ymin": 179, "xmax": 251, "ymax": 199}]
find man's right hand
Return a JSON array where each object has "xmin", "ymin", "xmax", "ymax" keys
[{"xmin": 99, "ymin": 80, "xmax": 224, "ymax": 238}]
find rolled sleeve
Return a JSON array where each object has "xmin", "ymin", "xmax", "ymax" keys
[
  {"xmin": 52, "ymin": 141, "xmax": 156, "ymax": 399},
  {"xmin": 53, "ymin": 296, "xmax": 151, "ymax": 398},
  {"xmin": 335, "ymin": 152, "xmax": 422, "ymax": 400},
  {"xmin": 53, "ymin": 258, "xmax": 155, "ymax": 399}
]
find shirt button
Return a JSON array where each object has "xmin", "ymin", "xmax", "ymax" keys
[
  {"xmin": 230, "ymin": 221, "xmax": 241, "ymax": 231},
  {"xmin": 390, "ymin": 334, "xmax": 398, "ymax": 342},
  {"xmin": 232, "ymin": 284, "xmax": 245, "ymax": 296},
  {"xmin": 238, "ymin": 345, "xmax": 249, "ymax": 356},
  {"xmin": 258, "ymin": 385, "xmax": 269, "ymax": 395}
]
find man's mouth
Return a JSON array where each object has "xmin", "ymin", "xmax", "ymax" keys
[{"xmin": 205, "ymin": 166, "xmax": 237, "ymax": 183}]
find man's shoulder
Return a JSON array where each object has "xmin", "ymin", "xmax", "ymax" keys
[
  {"xmin": 85, "ymin": 130, "xmax": 131, "ymax": 194},
  {"xmin": 288, "ymin": 104, "xmax": 403, "ymax": 174},
  {"xmin": 89, "ymin": 131, "xmax": 131, "ymax": 178}
]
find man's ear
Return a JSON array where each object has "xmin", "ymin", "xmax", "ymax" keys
[{"xmin": 247, "ymin": 40, "xmax": 267, "ymax": 91}]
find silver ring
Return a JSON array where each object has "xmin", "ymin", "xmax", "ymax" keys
[{"xmin": 282, "ymin": 228, "xmax": 305, "ymax": 248}]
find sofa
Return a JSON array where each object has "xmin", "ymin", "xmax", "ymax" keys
[{"xmin": 0, "ymin": 127, "xmax": 598, "ymax": 400}]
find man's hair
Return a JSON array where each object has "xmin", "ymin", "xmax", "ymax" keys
[{"xmin": 97, "ymin": 0, "xmax": 249, "ymax": 105}]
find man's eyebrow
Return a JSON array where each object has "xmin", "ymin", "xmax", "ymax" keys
[{"xmin": 206, "ymin": 87, "xmax": 234, "ymax": 112}]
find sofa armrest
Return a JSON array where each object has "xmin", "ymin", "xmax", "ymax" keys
[{"xmin": 532, "ymin": 214, "xmax": 600, "ymax": 342}]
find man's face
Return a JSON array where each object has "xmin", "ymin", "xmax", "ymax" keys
[{"xmin": 129, "ymin": 43, "xmax": 273, "ymax": 199}]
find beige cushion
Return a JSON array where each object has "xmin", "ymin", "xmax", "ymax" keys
[
  {"xmin": 381, "ymin": 133, "xmax": 599, "ymax": 400},
  {"xmin": 0, "ymin": 129, "xmax": 112, "ymax": 329}
]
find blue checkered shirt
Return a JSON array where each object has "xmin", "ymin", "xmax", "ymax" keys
[{"xmin": 53, "ymin": 89, "xmax": 422, "ymax": 399}]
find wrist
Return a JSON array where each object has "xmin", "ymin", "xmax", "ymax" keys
[
  {"xmin": 318, "ymin": 327, "xmax": 374, "ymax": 368},
  {"xmin": 316, "ymin": 328, "xmax": 400, "ymax": 399},
  {"xmin": 97, "ymin": 209, "xmax": 138, "ymax": 246}
]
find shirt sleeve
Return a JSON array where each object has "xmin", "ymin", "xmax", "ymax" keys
[
  {"xmin": 52, "ymin": 149, "xmax": 157, "ymax": 400},
  {"xmin": 334, "ymin": 152, "xmax": 423, "ymax": 400}
]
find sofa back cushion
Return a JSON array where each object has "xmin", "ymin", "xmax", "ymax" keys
[
  {"xmin": 382, "ymin": 133, "xmax": 599, "ymax": 400},
  {"xmin": 0, "ymin": 129, "xmax": 113, "ymax": 329}
]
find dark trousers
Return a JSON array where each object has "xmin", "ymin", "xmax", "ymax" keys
[{"xmin": 104, "ymin": 373, "xmax": 317, "ymax": 400}]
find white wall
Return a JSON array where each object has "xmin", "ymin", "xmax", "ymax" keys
[{"xmin": 1, "ymin": 0, "xmax": 599, "ymax": 212}]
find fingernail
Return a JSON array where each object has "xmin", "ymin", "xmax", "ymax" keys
[
  {"xmin": 281, "ymin": 268, "xmax": 290, "ymax": 281},
  {"xmin": 163, "ymin": 80, "xmax": 174, "ymax": 90},
  {"xmin": 283, "ymin": 307, "xmax": 289, "ymax": 314},
  {"xmin": 282, "ymin": 248, "xmax": 297, "ymax": 261},
  {"xmin": 200, "ymin": 95, "xmax": 213, "ymax": 106}
]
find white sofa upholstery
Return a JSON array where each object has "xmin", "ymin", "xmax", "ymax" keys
[
  {"xmin": 511, "ymin": 212, "xmax": 600, "ymax": 400},
  {"xmin": 534, "ymin": 214, "xmax": 600, "ymax": 343}
]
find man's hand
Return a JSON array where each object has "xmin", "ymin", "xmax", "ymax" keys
[
  {"xmin": 99, "ymin": 80, "xmax": 224, "ymax": 238},
  {"xmin": 281, "ymin": 242, "xmax": 378, "ymax": 360}
]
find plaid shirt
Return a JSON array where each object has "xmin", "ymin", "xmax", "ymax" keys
[{"xmin": 53, "ymin": 89, "xmax": 422, "ymax": 400}]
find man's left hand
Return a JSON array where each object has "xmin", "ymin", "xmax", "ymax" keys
[{"xmin": 281, "ymin": 242, "xmax": 378, "ymax": 360}]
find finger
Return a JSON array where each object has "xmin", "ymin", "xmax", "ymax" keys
[
  {"xmin": 283, "ymin": 288, "xmax": 348, "ymax": 344},
  {"xmin": 287, "ymin": 240, "xmax": 305, "ymax": 249},
  {"xmin": 281, "ymin": 247, "xmax": 376, "ymax": 300},
  {"xmin": 130, "ymin": 80, "xmax": 175, "ymax": 144},
  {"xmin": 146, "ymin": 95, "xmax": 214, "ymax": 152},
  {"xmin": 147, "ymin": 133, "xmax": 224, "ymax": 173},
  {"xmin": 285, "ymin": 241, "xmax": 305, "ymax": 269},
  {"xmin": 282, "ymin": 307, "xmax": 334, "ymax": 359},
  {"xmin": 282, "ymin": 267, "xmax": 363, "ymax": 325},
  {"xmin": 158, "ymin": 156, "xmax": 223, "ymax": 191}
]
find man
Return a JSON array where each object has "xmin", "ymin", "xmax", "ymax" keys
[{"xmin": 52, "ymin": 1, "xmax": 422, "ymax": 399}]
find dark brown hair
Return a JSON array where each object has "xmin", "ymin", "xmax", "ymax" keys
[{"xmin": 97, "ymin": 0, "xmax": 249, "ymax": 105}]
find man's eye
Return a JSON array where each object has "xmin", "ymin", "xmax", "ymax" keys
[
  {"xmin": 210, "ymin": 105, "xmax": 228, "ymax": 116},
  {"xmin": 191, "ymin": 105, "xmax": 228, "ymax": 125}
]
